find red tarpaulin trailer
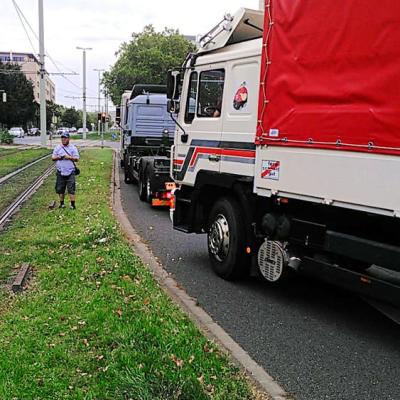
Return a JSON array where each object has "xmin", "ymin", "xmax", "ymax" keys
[{"xmin": 257, "ymin": 0, "xmax": 400, "ymax": 156}]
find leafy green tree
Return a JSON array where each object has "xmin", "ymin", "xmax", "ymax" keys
[
  {"xmin": 0, "ymin": 62, "xmax": 36, "ymax": 128},
  {"xmin": 103, "ymin": 25, "xmax": 196, "ymax": 104},
  {"xmin": 61, "ymin": 107, "xmax": 80, "ymax": 128},
  {"xmin": 46, "ymin": 101, "xmax": 63, "ymax": 130}
]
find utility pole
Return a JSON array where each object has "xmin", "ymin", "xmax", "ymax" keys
[
  {"xmin": 93, "ymin": 68, "xmax": 104, "ymax": 135},
  {"xmin": 76, "ymin": 47, "xmax": 92, "ymax": 140},
  {"xmin": 104, "ymin": 91, "xmax": 109, "ymax": 134},
  {"xmin": 38, "ymin": 0, "xmax": 47, "ymax": 147}
]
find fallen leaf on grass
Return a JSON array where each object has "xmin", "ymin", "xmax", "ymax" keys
[
  {"xmin": 143, "ymin": 298, "xmax": 150, "ymax": 306},
  {"xmin": 188, "ymin": 355, "xmax": 195, "ymax": 364},
  {"xmin": 95, "ymin": 355, "xmax": 104, "ymax": 361},
  {"xmin": 115, "ymin": 309, "xmax": 123, "ymax": 318},
  {"xmin": 197, "ymin": 375, "xmax": 204, "ymax": 384},
  {"xmin": 121, "ymin": 275, "xmax": 132, "ymax": 282},
  {"xmin": 205, "ymin": 384, "xmax": 215, "ymax": 395},
  {"xmin": 170, "ymin": 354, "xmax": 184, "ymax": 368},
  {"xmin": 82, "ymin": 339, "xmax": 89, "ymax": 347},
  {"xmin": 96, "ymin": 257, "xmax": 104, "ymax": 263},
  {"xmin": 203, "ymin": 343, "xmax": 213, "ymax": 353}
]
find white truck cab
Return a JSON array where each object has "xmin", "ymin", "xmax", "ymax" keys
[{"xmin": 166, "ymin": 5, "xmax": 400, "ymax": 316}]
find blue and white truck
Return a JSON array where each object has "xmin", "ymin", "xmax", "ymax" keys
[{"xmin": 120, "ymin": 84, "xmax": 176, "ymax": 206}]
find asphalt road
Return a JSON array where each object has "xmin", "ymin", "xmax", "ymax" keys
[{"xmin": 120, "ymin": 171, "xmax": 400, "ymax": 400}]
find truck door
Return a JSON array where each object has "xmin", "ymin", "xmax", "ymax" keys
[
  {"xmin": 173, "ymin": 67, "xmax": 225, "ymax": 186},
  {"xmin": 219, "ymin": 58, "xmax": 260, "ymax": 178}
]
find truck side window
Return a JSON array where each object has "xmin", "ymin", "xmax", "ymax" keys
[
  {"xmin": 197, "ymin": 69, "xmax": 225, "ymax": 118},
  {"xmin": 184, "ymin": 72, "xmax": 198, "ymax": 124}
]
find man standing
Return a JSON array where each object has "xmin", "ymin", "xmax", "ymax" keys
[{"xmin": 52, "ymin": 132, "xmax": 80, "ymax": 209}]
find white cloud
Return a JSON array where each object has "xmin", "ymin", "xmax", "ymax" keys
[{"xmin": 1, "ymin": 0, "xmax": 259, "ymax": 108}]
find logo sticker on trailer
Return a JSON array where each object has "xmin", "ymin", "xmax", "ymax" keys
[{"xmin": 261, "ymin": 160, "xmax": 280, "ymax": 180}]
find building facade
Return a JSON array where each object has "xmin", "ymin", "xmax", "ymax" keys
[{"xmin": 0, "ymin": 52, "xmax": 56, "ymax": 103}]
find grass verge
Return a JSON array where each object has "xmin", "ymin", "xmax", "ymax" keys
[
  {"xmin": 71, "ymin": 132, "xmax": 119, "ymax": 141},
  {"xmin": 0, "ymin": 157, "xmax": 53, "ymax": 213},
  {"xmin": 0, "ymin": 148, "xmax": 51, "ymax": 178},
  {"xmin": 0, "ymin": 149, "xmax": 255, "ymax": 400}
]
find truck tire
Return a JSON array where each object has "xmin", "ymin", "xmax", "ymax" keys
[
  {"xmin": 138, "ymin": 168, "xmax": 147, "ymax": 201},
  {"xmin": 207, "ymin": 197, "xmax": 248, "ymax": 280}
]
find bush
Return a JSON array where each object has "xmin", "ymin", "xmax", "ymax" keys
[{"xmin": 0, "ymin": 130, "xmax": 14, "ymax": 144}]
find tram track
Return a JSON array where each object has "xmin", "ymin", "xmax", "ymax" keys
[
  {"xmin": 0, "ymin": 153, "xmax": 51, "ymax": 185},
  {"xmin": 0, "ymin": 164, "xmax": 55, "ymax": 230}
]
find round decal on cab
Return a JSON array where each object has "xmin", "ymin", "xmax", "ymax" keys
[{"xmin": 233, "ymin": 82, "xmax": 248, "ymax": 110}]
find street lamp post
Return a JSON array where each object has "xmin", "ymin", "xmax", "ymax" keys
[
  {"xmin": 38, "ymin": 0, "xmax": 47, "ymax": 147},
  {"xmin": 76, "ymin": 47, "xmax": 92, "ymax": 140},
  {"xmin": 93, "ymin": 68, "xmax": 105, "ymax": 136}
]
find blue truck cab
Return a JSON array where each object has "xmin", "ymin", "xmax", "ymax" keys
[{"xmin": 122, "ymin": 85, "xmax": 176, "ymax": 206}]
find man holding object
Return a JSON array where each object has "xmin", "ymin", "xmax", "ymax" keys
[{"xmin": 52, "ymin": 132, "xmax": 80, "ymax": 209}]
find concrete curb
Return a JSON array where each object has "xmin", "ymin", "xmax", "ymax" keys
[{"xmin": 111, "ymin": 153, "xmax": 291, "ymax": 400}]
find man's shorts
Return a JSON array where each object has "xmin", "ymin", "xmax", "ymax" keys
[{"xmin": 55, "ymin": 172, "xmax": 76, "ymax": 195}]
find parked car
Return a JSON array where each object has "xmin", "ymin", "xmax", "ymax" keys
[
  {"xmin": 77, "ymin": 128, "xmax": 87, "ymax": 134},
  {"xmin": 8, "ymin": 127, "xmax": 25, "ymax": 138},
  {"xmin": 56, "ymin": 127, "xmax": 69, "ymax": 136},
  {"xmin": 69, "ymin": 127, "xmax": 77, "ymax": 133},
  {"xmin": 28, "ymin": 127, "xmax": 40, "ymax": 136}
]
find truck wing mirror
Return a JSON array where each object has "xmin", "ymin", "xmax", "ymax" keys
[
  {"xmin": 166, "ymin": 70, "xmax": 181, "ymax": 100},
  {"xmin": 167, "ymin": 100, "xmax": 180, "ymax": 114}
]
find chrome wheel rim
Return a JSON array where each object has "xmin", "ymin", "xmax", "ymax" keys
[
  {"xmin": 208, "ymin": 214, "xmax": 230, "ymax": 262},
  {"xmin": 146, "ymin": 178, "xmax": 151, "ymax": 199}
]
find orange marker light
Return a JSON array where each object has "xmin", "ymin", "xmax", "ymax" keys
[{"xmin": 246, "ymin": 247, "xmax": 251, "ymax": 254}]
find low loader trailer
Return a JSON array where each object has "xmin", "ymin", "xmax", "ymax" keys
[
  {"xmin": 166, "ymin": 2, "xmax": 400, "ymax": 320},
  {"xmin": 121, "ymin": 84, "xmax": 176, "ymax": 207}
]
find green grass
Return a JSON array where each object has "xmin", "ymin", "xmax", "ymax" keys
[
  {"xmin": 71, "ymin": 132, "xmax": 119, "ymax": 141},
  {"xmin": 0, "ymin": 148, "xmax": 51, "ymax": 178},
  {"xmin": 0, "ymin": 149, "xmax": 255, "ymax": 400},
  {"xmin": 0, "ymin": 157, "xmax": 53, "ymax": 213}
]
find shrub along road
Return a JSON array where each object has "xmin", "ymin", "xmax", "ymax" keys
[{"xmin": 0, "ymin": 149, "xmax": 258, "ymax": 400}]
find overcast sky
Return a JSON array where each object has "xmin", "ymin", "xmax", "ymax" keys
[{"xmin": 1, "ymin": 0, "xmax": 259, "ymax": 110}]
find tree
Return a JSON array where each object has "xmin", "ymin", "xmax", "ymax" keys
[
  {"xmin": 103, "ymin": 25, "xmax": 196, "ymax": 105},
  {"xmin": 61, "ymin": 107, "xmax": 80, "ymax": 128},
  {"xmin": 0, "ymin": 62, "xmax": 36, "ymax": 128},
  {"xmin": 46, "ymin": 101, "xmax": 63, "ymax": 130}
]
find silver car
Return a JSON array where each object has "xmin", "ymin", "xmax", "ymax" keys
[{"xmin": 8, "ymin": 127, "xmax": 25, "ymax": 138}]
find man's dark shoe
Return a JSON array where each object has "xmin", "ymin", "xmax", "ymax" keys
[
  {"xmin": 70, "ymin": 204, "xmax": 76, "ymax": 210},
  {"xmin": 59, "ymin": 203, "xmax": 65, "ymax": 209}
]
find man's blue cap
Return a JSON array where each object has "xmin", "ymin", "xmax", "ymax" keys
[{"xmin": 61, "ymin": 132, "xmax": 70, "ymax": 138}]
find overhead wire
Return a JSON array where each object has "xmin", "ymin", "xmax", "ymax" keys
[{"xmin": 10, "ymin": 0, "xmax": 87, "ymax": 94}]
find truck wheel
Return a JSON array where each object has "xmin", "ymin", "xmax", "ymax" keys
[
  {"xmin": 207, "ymin": 197, "xmax": 247, "ymax": 280},
  {"xmin": 138, "ymin": 169, "xmax": 147, "ymax": 201}
]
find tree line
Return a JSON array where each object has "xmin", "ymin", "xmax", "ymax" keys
[
  {"xmin": 102, "ymin": 25, "xmax": 196, "ymax": 105},
  {"xmin": 0, "ymin": 62, "xmax": 96, "ymax": 131}
]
